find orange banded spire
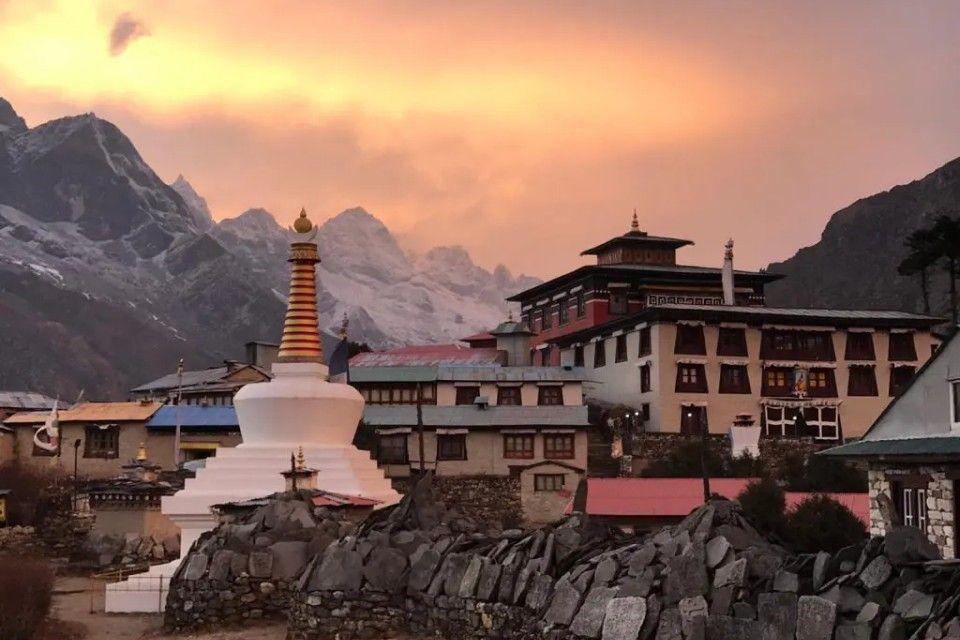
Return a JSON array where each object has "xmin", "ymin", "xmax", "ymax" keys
[{"xmin": 278, "ymin": 209, "xmax": 325, "ymax": 363}]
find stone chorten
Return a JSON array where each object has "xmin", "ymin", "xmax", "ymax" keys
[{"xmin": 106, "ymin": 209, "xmax": 399, "ymax": 612}]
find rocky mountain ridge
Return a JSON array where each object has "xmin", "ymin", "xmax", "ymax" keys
[{"xmin": 0, "ymin": 98, "xmax": 537, "ymax": 399}]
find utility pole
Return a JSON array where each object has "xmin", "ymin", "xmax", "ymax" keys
[
  {"xmin": 416, "ymin": 381, "xmax": 425, "ymax": 474},
  {"xmin": 173, "ymin": 358, "xmax": 184, "ymax": 469},
  {"xmin": 699, "ymin": 408, "xmax": 711, "ymax": 503}
]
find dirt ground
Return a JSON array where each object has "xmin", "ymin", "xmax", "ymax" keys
[{"xmin": 48, "ymin": 577, "xmax": 287, "ymax": 640}]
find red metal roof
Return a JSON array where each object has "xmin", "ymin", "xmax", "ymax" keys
[
  {"xmin": 461, "ymin": 331, "xmax": 495, "ymax": 342},
  {"xmin": 574, "ymin": 477, "xmax": 869, "ymax": 526},
  {"xmin": 350, "ymin": 344, "xmax": 503, "ymax": 367}
]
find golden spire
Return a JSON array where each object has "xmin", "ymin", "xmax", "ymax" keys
[
  {"xmin": 136, "ymin": 442, "xmax": 147, "ymax": 462},
  {"xmin": 278, "ymin": 208, "xmax": 325, "ymax": 363},
  {"xmin": 295, "ymin": 445, "xmax": 306, "ymax": 469},
  {"xmin": 631, "ymin": 209, "xmax": 639, "ymax": 231}
]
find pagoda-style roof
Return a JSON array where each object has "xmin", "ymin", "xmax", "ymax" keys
[{"xmin": 580, "ymin": 229, "xmax": 694, "ymax": 256}]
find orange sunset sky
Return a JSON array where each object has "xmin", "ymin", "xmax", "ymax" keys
[{"xmin": 3, "ymin": 1, "xmax": 960, "ymax": 277}]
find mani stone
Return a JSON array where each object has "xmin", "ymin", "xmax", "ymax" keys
[
  {"xmin": 497, "ymin": 564, "xmax": 518, "ymax": 604},
  {"xmin": 230, "ymin": 552, "xmax": 249, "ymax": 577},
  {"xmin": 663, "ymin": 553, "xmax": 708, "ymax": 604},
  {"xmin": 602, "ymin": 596, "xmax": 647, "ymax": 640},
  {"xmin": 208, "ymin": 550, "xmax": 234, "ymax": 581},
  {"xmin": 270, "ymin": 541, "xmax": 308, "ymax": 580},
  {"xmin": 757, "ymin": 592, "xmax": 797, "ymax": 639},
  {"xmin": 544, "ymin": 581, "xmax": 583, "ymax": 626},
  {"xmin": 859, "ymin": 555, "xmax": 892, "ymax": 590},
  {"xmin": 248, "ymin": 550, "xmax": 274, "ymax": 579},
  {"xmin": 878, "ymin": 615, "xmax": 906, "ymax": 640},
  {"xmin": 812, "ymin": 552, "xmax": 831, "ymax": 590},
  {"xmin": 654, "ymin": 607, "xmax": 682, "ymax": 640},
  {"xmin": 893, "ymin": 589, "xmax": 934, "ymax": 621},
  {"xmin": 310, "ymin": 546, "xmax": 362, "ymax": 591},
  {"xmin": 628, "ymin": 545, "xmax": 657, "ymax": 576},
  {"xmin": 364, "ymin": 546, "xmax": 408, "ymax": 593},
  {"xmin": 183, "ymin": 552, "xmax": 209, "ymax": 581},
  {"xmin": 856, "ymin": 602, "xmax": 883, "ymax": 625},
  {"xmin": 678, "ymin": 596, "xmax": 708, "ymax": 637},
  {"xmin": 713, "ymin": 558, "xmax": 747, "ymax": 589},
  {"xmin": 705, "ymin": 536, "xmax": 731, "ymax": 569},
  {"xmin": 458, "ymin": 555, "xmax": 484, "ymax": 598},
  {"xmin": 407, "ymin": 548, "xmax": 441, "ymax": 592},
  {"xmin": 476, "ymin": 561, "xmax": 501, "ymax": 601},
  {"xmin": 796, "ymin": 596, "xmax": 837, "ymax": 640},
  {"xmin": 772, "ymin": 570, "xmax": 798, "ymax": 593},
  {"xmin": 444, "ymin": 553, "xmax": 473, "ymax": 597},
  {"xmin": 525, "ymin": 573, "xmax": 554, "ymax": 611},
  {"xmin": 570, "ymin": 586, "xmax": 620, "ymax": 639},
  {"xmin": 594, "ymin": 557, "xmax": 620, "ymax": 586}
]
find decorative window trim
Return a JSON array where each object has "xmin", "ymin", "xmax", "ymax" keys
[
  {"xmin": 890, "ymin": 361, "xmax": 920, "ymax": 368},
  {"xmin": 542, "ymin": 428, "xmax": 576, "ymax": 434},
  {"xmin": 762, "ymin": 324, "xmax": 835, "ymax": 332},
  {"xmin": 501, "ymin": 428, "xmax": 537, "ymax": 434},
  {"xmin": 890, "ymin": 328, "xmax": 915, "ymax": 334},
  {"xmin": 847, "ymin": 327, "xmax": 875, "ymax": 333},
  {"xmin": 719, "ymin": 322, "xmax": 748, "ymax": 329},
  {"xmin": 762, "ymin": 360, "xmax": 837, "ymax": 369},
  {"xmin": 675, "ymin": 357, "xmax": 709, "ymax": 365},
  {"xmin": 497, "ymin": 382, "xmax": 523, "ymax": 387},
  {"xmin": 453, "ymin": 382, "xmax": 482, "ymax": 387},
  {"xmin": 375, "ymin": 427, "xmax": 412, "ymax": 435},
  {"xmin": 719, "ymin": 358, "xmax": 750, "ymax": 365},
  {"xmin": 436, "ymin": 428, "xmax": 468, "ymax": 435},
  {"xmin": 677, "ymin": 320, "xmax": 705, "ymax": 327},
  {"xmin": 535, "ymin": 381, "xmax": 564, "ymax": 387}
]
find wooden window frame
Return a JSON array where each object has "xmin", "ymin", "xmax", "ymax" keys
[
  {"xmin": 436, "ymin": 434, "xmax": 467, "ymax": 461},
  {"xmin": 576, "ymin": 293, "xmax": 586, "ymax": 318},
  {"xmin": 538, "ymin": 386, "xmax": 564, "ymax": 406},
  {"xmin": 718, "ymin": 364, "xmax": 751, "ymax": 394},
  {"xmin": 593, "ymin": 340, "xmax": 606, "ymax": 368},
  {"xmin": 675, "ymin": 364, "xmax": 708, "ymax": 393},
  {"xmin": 761, "ymin": 367, "xmax": 792, "ymax": 397},
  {"xmin": 806, "ymin": 369, "xmax": 838, "ymax": 398},
  {"xmin": 573, "ymin": 345, "xmax": 584, "ymax": 367},
  {"xmin": 847, "ymin": 366, "xmax": 879, "ymax": 397},
  {"xmin": 496, "ymin": 386, "xmax": 522, "ymax": 406},
  {"xmin": 615, "ymin": 335, "xmax": 628, "ymax": 362},
  {"xmin": 680, "ymin": 406, "xmax": 706, "ymax": 436},
  {"xmin": 377, "ymin": 434, "xmax": 409, "ymax": 464},
  {"xmin": 503, "ymin": 435, "xmax": 534, "ymax": 459},
  {"xmin": 844, "ymin": 332, "xmax": 876, "ymax": 360},
  {"xmin": 888, "ymin": 332, "xmax": 917, "ymax": 362},
  {"xmin": 84, "ymin": 425, "xmax": 119, "ymax": 459},
  {"xmin": 534, "ymin": 474, "xmax": 565, "ymax": 492},
  {"xmin": 640, "ymin": 364, "xmax": 651, "ymax": 393},
  {"xmin": 952, "ymin": 381, "xmax": 960, "ymax": 430},
  {"xmin": 674, "ymin": 325, "xmax": 707, "ymax": 356},
  {"xmin": 558, "ymin": 300, "xmax": 569, "ymax": 325},
  {"xmin": 888, "ymin": 366, "xmax": 915, "ymax": 397},
  {"xmin": 455, "ymin": 386, "xmax": 481, "ymax": 406},
  {"xmin": 608, "ymin": 291, "xmax": 628, "ymax": 316},
  {"xmin": 638, "ymin": 327, "xmax": 652, "ymax": 357},
  {"xmin": 761, "ymin": 329, "xmax": 835, "ymax": 361},
  {"xmin": 544, "ymin": 434, "xmax": 575, "ymax": 460},
  {"xmin": 717, "ymin": 328, "xmax": 748, "ymax": 357},
  {"xmin": 541, "ymin": 306, "xmax": 553, "ymax": 330}
]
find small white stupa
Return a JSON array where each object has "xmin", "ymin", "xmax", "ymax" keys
[{"xmin": 105, "ymin": 209, "xmax": 399, "ymax": 612}]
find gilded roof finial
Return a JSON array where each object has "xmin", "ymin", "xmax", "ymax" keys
[
  {"xmin": 278, "ymin": 208, "xmax": 324, "ymax": 364},
  {"xmin": 136, "ymin": 442, "xmax": 147, "ymax": 462},
  {"xmin": 295, "ymin": 445, "xmax": 306, "ymax": 469},
  {"xmin": 631, "ymin": 209, "xmax": 639, "ymax": 231},
  {"xmin": 293, "ymin": 207, "xmax": 313, "ymax": 234}
]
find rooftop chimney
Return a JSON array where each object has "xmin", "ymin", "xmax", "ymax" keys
[{"xmin": 722, "ymin": 239, "xmax": 735, "ymax": 305}]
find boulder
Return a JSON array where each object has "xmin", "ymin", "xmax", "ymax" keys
[
  {"xmin": 628, "ymin": 544, "xmax": 657, "ymax": 576},
  {"xmin": 230, "ymin": 552, "xmax": 249, "ymax": 577},
  {"xmin": 678, "ymin": 595, "xmax": 708, "ymax": 637},
  {"xmin": 859, "ymin": 555, "xmax": 892, "ymax": 590},
  {"xmin": 893, "ymin": 589, "xmax": 933, "ymax": 621},
  {"xmin": 877, "ymin": 614, "xmax": 905, "ymax": 640},
  {"xmin": 309, "ymin": 546, "xmax": 362, "ymax": 591},
  {"xmin": 525, "ymin": 573, "xmax": 554, "ymax": 611},
  {"xmin": 663, "ymin": 552, "xmax": 708, "ymax": 604},
  {"xmin": 407, "ymin": 548, "xmax": 441, "ymax": 592},
  {"xmin": 570, "ymin": 586, "xmax": 619, "ymax": 639},
  {"xmin": 363, "ymin": 546, "xmax": 407, "ymax": 593},
  {"xmin": 640, "ymin": 594, "xmax": 661, "ymax": 640},
  {"xmin": 773, "ymin": 570, "xmax": 798, "ymax": 593},
  {"xmin": 654, "ymin": 607, "xmax": 682, "ymax": 640},
  {"xmin": 183, "ymin": 552, "xmax": 209, "ymax": 581},
  {"xmin": 248, "ymin": 550, "xmax": 274, "ymax": 579},
  {"xmin": 884, "ymin": 527, "xmax": 941, "ymax": 565},
  {"xmin": 544, "ymin": 581, "xmax": 582, "ymax": 626},
  {"xmin": 703, "ymin": 615, "xmax": 773, "ymax": 640},
  {"xmin": 757, "ymin": 591, "xmax": 797, "ymax": 639},
  {"xmin": 458, "ymin": 554, "xmax": 483, "ymax": 598},
  {"xmin": 602, "ymin": 596, "xmax": 647, "ymax": 640},
  {"xmin": 595, "ymin": 557, "xmax": 619, "ymax": 586},
  {"xmin": 705, "ymin": 536, "xmax": 731, "ymax": 570},
  {"xmin": 476, "ymin": 560, "xmax": 501, "ymax": 601},
  {"xmin": 713, "ymin": 558, "xmax": 747, "ymax": 589},
  {"xmin": 834, "ymin": 623, "xmax": 872, "ymax": 640},
  {"xmin": 732, "ymin": 602, "xmax": 756, "ymax": 620},
  {"xmin": 856, "ymin": 602, "xmax": 883, "ymax": 626},
  {"xmin": 208, "ymin": 549, "xmax": 234, "ymax": 581},
  {"xmin": 270, "ymin": 540, "xmax": 308, "ymax": 580},
  {"xmin": 812, "ymin": 551, "xmax": 831, "ymax": 590},
  {"xmin": 796, "ymin": 596, "xmax": 836, "ymax": 640}
]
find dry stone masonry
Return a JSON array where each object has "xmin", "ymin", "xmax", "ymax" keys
[
  {"xmin": 165, "ymin": 476, "xmax": 960, "ymax": 639},
  {"xmin": 868, "ymin": 464, "xmax": 956, "ymax": 558}
]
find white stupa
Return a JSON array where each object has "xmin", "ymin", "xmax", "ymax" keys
[{"xmin": 106, "ymin": 209, "xmax": 399, "ymax": 612}]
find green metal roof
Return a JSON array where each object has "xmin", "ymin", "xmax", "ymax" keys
[
  {"xmin": 348, "ymin": 366, "xmax": 438, "ymax": 383},
  {"xmin": 820, "ymin": 436, "xmax": 960, "ymax": 457}
]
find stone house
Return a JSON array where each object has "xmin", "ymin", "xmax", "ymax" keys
[
  {"xmin": 130, "ymin": 361, "xmax": 271, "ymax": 407},
  {"xmin": 822, "ymin": 329, "xmax": 960, "ymax": 558},
  {"xmin": 552, "ymin": 305, "xmax": 941, "ymax": 441},
  {"xmin": 517, "ymin": 460, "xmax": 584, "ymax": 525},
  {"xmin": 143, "ymin": 405, "xmax": 242, "ymax": 465}
]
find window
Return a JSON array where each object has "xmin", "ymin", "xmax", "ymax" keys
[
  {"xmin": 84, "ymin": 425, "xmax": 119, "ymax": 459},
  {"xmin": 437, "ymin": 434, "xmax": 467, "ymax": 461},
  {"xmin": 593, "ymin": 341, "xmax": 606, "ymax": 368},
  {"xmin": 806, "ymin": 369, "xmax": 837, "ymax": 398},
  {"xmin": 540, "ymin": 345, "xmax": 553, "ymax": 366},
  {"xmin": 847, "ymin": 366, "xmax": 878, "ymax": 397},
  {"xmin": 680, "ymin": 406, "xmax": 706, "ymax": 436},
  {"xmin": 952, "ymin": 381, "xmax": 960, "ymax": 428},
  {"xmin": 760, "ymin": 330, "xmax": 834, "ymax": 361},
  {"xmin": 641, "ymin": 403, "xmax": 650, "ymax": 422},
  {"xmin": 762, "ymin": 367, "xmax": 792, "ymax": 396},
  {"xmin": 674, "ymin": 325, "xmax": 706, "ymax": 355},
  {"xmin": 763, "ymin": 405, "xmax": 839, "ymax": 440},
  {"xmin": 609, "ymin": 291, "xmax": 628, "ymax": 315},
  {"xmin": 558, "ymin": 300, "xmax": 569, "ymax": 325},
  {"xmin": 377, "ymin": 434, "xmax": 408, "ymax": 464},
  {"xmin": 541, "ymin": 306, "xmax": 553, "ymax": 330},
  {"xmin": 615, "ymin": 335, "xmax": 628, "ymax": 362},
  {"xmin": 544, "ymin": 434, "xmax": 575, "ymax": 459},
  {"xmin": 717, "ymin": 328, "xmax": 748, "ymax": 357},
  {"xmin": 763, "ymin": 407, "xmax": 789, "ymax": 438},
  {"xmin": 361, "ymin": 384, "xmax": 435, "ymax": 405},
  {"xmin": 573, "ymin": 345, "xmax": 584, "ymax": 367},
  {"xmin": 534, "ymin": 474, "xmax": 565, "ymax": 492},
  {"xmin": 456, "ymin": 386, "xmax": 480, "ymax": 405},
  {"xmin": 676, "ymin": 364, "xmax": 707, "ymax": 393},
  {"xmin": 891, "ymin": 480, "xmax": 928, "ymax": 533},
  {"xmin": 719, "ymin": 365, "xmax": 751, "ymax": 394},
  {"xmin": 576, "ymin": 293, "xmax": 586, "ymax": 318},
  {"xmin": 844, "ymin": 332, "xmax": 876, "ymax": 360},
  {"xmin": 503, "ymin": 435, "xmax": 534, "ymax": 459},
  {"xmin": 638, "ymin": 327, "xmax": 652, "ymax": 357},
  {"xmin": 538, "ymin": 386, "xmax": 563, "ymax": 406},
  {"xmin": 889, "ymin": 367, "xmax": 915, "ymax": 397},
  {"xmin": 889, "ymin": 332, "xmax": 917, "ymax": 361},
  {"xmin": 640, "ymin": 364, "xmax": 651, "ymax": 393},
  {"xmin": 497, "ymin": 386, "xmax": 522, "ymax": 406}
]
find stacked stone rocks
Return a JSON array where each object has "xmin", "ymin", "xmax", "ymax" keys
[
  {"xmin": 86, "ymin": 531, "xmax": 180, "ymax": 568},
  {"xmin": 164, "ymin": 491, "xmax": 356, "ymax": 631}
]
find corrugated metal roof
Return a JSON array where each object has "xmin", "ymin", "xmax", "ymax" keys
[
  {"xmin": 655, "ymin": 304, "xmax": 943, "ymax": 322},
  {"xmin": 349, "ymin": 366, "xmax": 438, "ymax": 383},
  {"xmin": 436, "ymin": 366, "xmax": 587, "ymax": 382},
  {"xmin": 350, "ymin": 344, "xmax": 504, "ymax": 367},
  {"xmin": 146, "ymin": 405, "xmax": 239, "ymax": 430},
  {"xmin": 820, "ymin": 436, "xmax": 960, "ymax": 457},
  {"xmin": 577, "ymin": 477, "xmax": 869, "ymax": 524},
  {"xmin": 363, "ymin": 404, "xmax": 590, "ymax": 427},
  {"xmin": 0, "ymin": 391, "xmax": 56, "ymax": 410},
  {"xmin": 4, "ymin": 401, "xmax": 162, "ymax": 425},
  {"xmin": 131, "ymin": 364, "xmax": 270, "ymax": 393}
]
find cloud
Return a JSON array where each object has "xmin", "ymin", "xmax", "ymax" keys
[{"xmin": 108, "ymin": 13, "xmax": 149, "ymax": 56}]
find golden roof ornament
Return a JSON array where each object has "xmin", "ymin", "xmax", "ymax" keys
[
  {"xmin": 631, "ymin": 209, "xmax": 640, "ymax": 231},
  {"xmin": 295, "ymin": 445, "xmax": 306, "ymax": 470},
  {"xmin": 278, "ymin": 208, "xmax": 325, "ymax": 364},
  {"xmin": 136, "ymin": 442, "xmax": 147, "ymax": 462},
  {"xmin": 293, "ymin": 207, "xmax": 313, "ymax": 234}
]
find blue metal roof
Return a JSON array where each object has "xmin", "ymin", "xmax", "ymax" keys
[{"xmin": 146, "ymin": 405, "xmax": 239, "ymax": 430}]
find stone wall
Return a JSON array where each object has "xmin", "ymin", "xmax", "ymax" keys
[
  {"xmin": 867, "ymin": 464, "xmax": 956, "ymax": 558},
  {"xmin": 395, "ymin": 475, "xmax": 523, "ymax": 530}
]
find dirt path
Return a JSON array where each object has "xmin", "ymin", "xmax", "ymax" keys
[{"xmin": 49, "ymin": 577, "xmax": 286, "ymax": 640}]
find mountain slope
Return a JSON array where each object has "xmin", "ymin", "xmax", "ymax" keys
[
  {"xmin": 767, "ymin": 157, "xmax": 960, "ymax": 317},
  {"xmin": 0, "ymin": 99, "xmax": 537, "ymax": 398}
]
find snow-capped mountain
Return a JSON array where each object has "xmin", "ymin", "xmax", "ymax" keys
[{"xmin": 0, "ymin": 98, "xmax": 537, "ymax": 399}]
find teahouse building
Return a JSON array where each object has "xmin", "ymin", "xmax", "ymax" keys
[{"xmin": 822, "ymin": 329, "xmax": 960, "ymax": 558}]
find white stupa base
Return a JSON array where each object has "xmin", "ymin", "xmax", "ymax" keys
[{"xmin": 105, "ymin": 361, "xmax": 399, "ymax": 613}]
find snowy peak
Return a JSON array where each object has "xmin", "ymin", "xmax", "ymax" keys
[
  {"xmin": 171, "ymin": 175, "xmax": 214, "ymax": 232},
  {"xmin": 217, "ymin": 208, "xmax": 285, "ymax": 240},
  {"xmin": 0, "ymin": 97, "xmax": 26, "ymax": 135}
]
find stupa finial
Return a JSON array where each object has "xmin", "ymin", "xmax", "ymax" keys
[
  {"xmin": 295, "ymin": 445, "xmax": 306, "ymax": 469},
  {"xmin": 136, "ymin": 442, "xmax": 147, "ymax": 462},
  {"xmin": 278, "ymin": 209, "xmax": 325, "ymax": 363},
  {"xmin": 631, "ymin": 209, "xmax": 639, "ymax": 231}
]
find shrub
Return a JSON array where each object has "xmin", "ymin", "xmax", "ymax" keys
[
  {"xmin": 785, "ymin": 494, "xmax": 868, "ymax": 553},
  {"xmin": 778, "ymin": 451, "xmax": 867, "ymax": 493},
  {"xmin": 737, "ymin": 477, "xmax": 787, "ymax": 538},
  {"xmin": 0, "ymin": 555, "xmax": 54, "ymax": 640},
  {"xmin": 641, "ymin": 440, "xmax": 726, "ymax": 478}
]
